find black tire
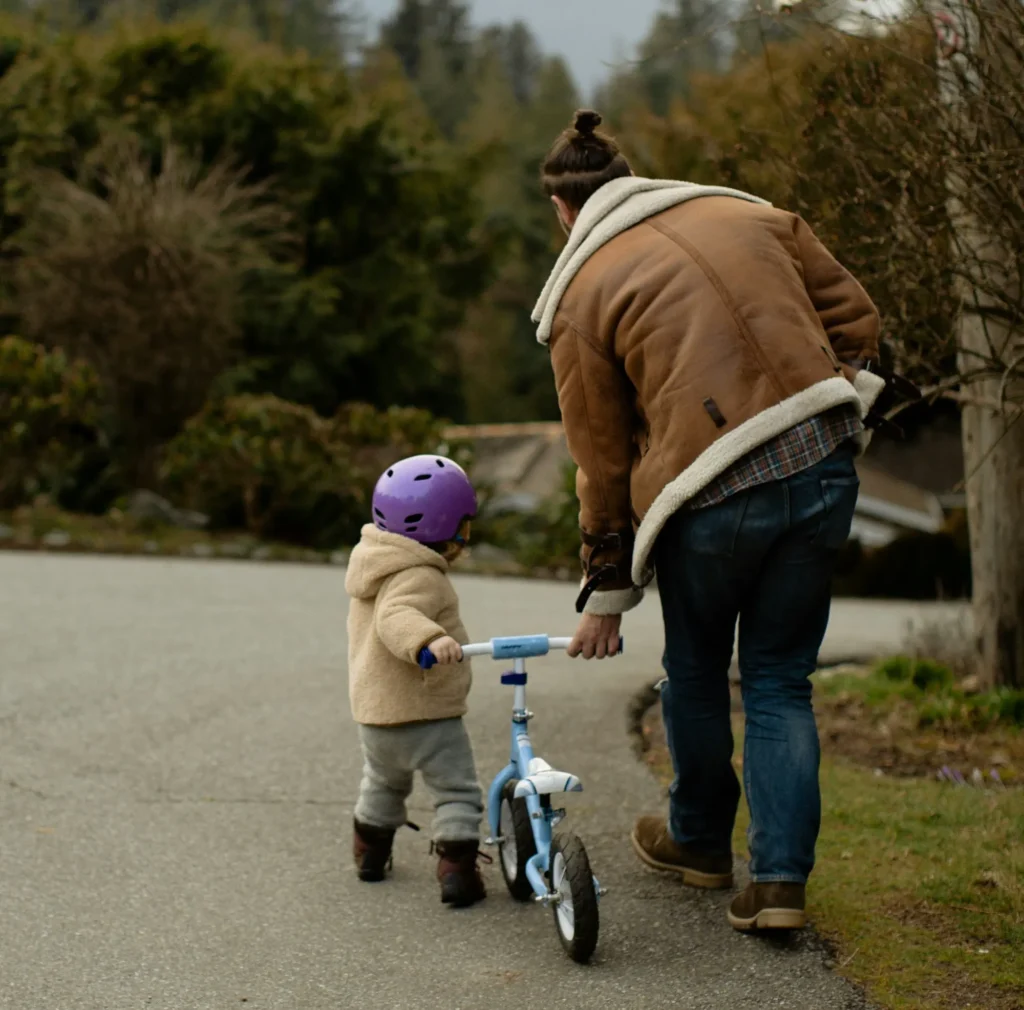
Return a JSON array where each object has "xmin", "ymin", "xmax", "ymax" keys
[
  {"xmin": 497, "ymin": 780, "xmax": 537, "ymax": 902},
  {"xmin": 550, "ymin": 832, "xmax": 599, "ymax": 964}
]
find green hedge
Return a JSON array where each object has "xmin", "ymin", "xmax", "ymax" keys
[
  {"xmin": 160, "ymin": 394, "xmax": 459, "ymax": 547},
  {"xmin": 0, "ymin": 336, "xmax": 103, "ymax": 508},
  {"xmin": 0, "ymin": 18, "xmax": 494, "ymax": 424}
]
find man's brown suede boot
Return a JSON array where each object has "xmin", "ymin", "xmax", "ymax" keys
[
  {"xmin": 435, "ymin": 840, "xmax": 487, "ymax": 908},
  {"xmin": 728, "ymin": 882, "xmax": 807, "ymax": 931},
  {"xmin": 630, "ymin": 815, "xmax": 733, "ymax": 888}
]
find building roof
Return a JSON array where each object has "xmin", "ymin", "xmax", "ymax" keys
[{"xmin": 446, "ymin": 421, "xmax": 945, "ymax": 546}]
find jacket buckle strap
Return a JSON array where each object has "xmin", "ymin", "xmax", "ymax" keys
[
  {"xmin": 579, "ymin": 530, "xmax": 631, "ymax": 551},
  {"xmin": 862, "ymin": 364, "xmax": 922, "ymax": 440},
  {"xmin": 575, "ymin": 566, "xmax": 618, "ymax": 614}
]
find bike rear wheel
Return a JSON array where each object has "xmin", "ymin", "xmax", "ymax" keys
[{"xmin": 498, "ymin": 780, "xmax": 537, "ymax": 901}]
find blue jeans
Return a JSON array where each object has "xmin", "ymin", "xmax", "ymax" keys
[{"xmin": 653, "ymin": 444, "xmax": 859, "ymax": 883}]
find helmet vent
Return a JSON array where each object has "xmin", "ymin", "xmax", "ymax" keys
[
  {"xmin": 436, "ymin": 459, "xmax": 445, "ymax": 467},
  {"xmin": 405, "ymin": 526, "xmax": 418, "ymax": 533},
  {"xmin": 374, "ymin": 507, "xmax": 386, "ymax": 519},
  {"xmin": 404, "ymin": 513, "xmax": 424, "ymax": 523},
  {"xmin": 414, "ymin": 473, "xmax": 431, "ymax": 481},
  {"xmin": 387, "ymin": 469, "xmax": 394, "ymax": 477}
]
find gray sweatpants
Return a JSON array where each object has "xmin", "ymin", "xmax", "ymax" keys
[{"xmin": 355, "ymin": 718, "xmax": 483, "ymax": 843}]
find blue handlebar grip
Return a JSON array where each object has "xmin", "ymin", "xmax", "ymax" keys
[
  {"xmin": 619, "ymin": 636, "xmax": 625, "ymax": 654},
  {"xmin": 418, "ymin": 647, "xmax": 437, "ymax": 670}
]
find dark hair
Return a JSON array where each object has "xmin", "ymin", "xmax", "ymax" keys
[
  {"xmin": 541, "ymin": 109, "xmax": 632, "ymax": 212},
  {"xmin": 426, "ymin": 517, "xmax": 470, "ymax": 561}
]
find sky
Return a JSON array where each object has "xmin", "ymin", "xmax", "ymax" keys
[{"xmin": 356, "ymin": 0, "xmax": 670, "ymax": 99}]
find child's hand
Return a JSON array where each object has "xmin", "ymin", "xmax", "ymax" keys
[{"xmin": 427, "ymin": 636, "xmax": 463, "ymax": 665}]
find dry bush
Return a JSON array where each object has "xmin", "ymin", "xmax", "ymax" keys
[
  {"xmin": 777, "ymin": 0, "xmax": 1024, "ymax": 417},
  {"xmin": 8, "ymin": 132, "xmax": 294, "ymax": 484},
  {"xmin": 902, "ymin": 612, "xmax": 977, "ymax": 682}
]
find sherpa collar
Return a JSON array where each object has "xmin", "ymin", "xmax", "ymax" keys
[{"xmin": 531, "ymin": 177, "xmax": 770, "ymax": 345}]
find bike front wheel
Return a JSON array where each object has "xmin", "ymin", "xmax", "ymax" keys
[{"xmin": 550, "ymin": 833, "xmax": 599, "ymax": 964}]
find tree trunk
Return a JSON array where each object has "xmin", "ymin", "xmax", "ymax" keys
[
  {"xmin": 959, "ymin": 325, "xmax": 1024, "ymax": 689},
  {"xmin": 937, "ymin": 0, "xmax": 1024, "ymax": 687}
]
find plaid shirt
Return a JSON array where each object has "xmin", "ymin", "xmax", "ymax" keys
[{"xmin": 687, "ymin": 405, "xmax": 863, "ymax": 511}]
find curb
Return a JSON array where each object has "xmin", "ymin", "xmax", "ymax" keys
[{"xmin": 626, "ymin": 679, "xmax": 662, "ymax": 759}]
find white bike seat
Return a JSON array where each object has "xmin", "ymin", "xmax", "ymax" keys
[{"xmin": 514, "ymin": 757, "xmax": 583, "ymax": 798}]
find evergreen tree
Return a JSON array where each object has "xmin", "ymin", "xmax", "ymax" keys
[
  {"xmin": 527, "ymin": 55, "xmax": 581, "ymax": 144},
  {"xmin": 379, "ymin": 0, "xmax": 471, "ymax": 83},
  {"xmin": 634, "ymin": 0, "xmax": 729, "ymax": 114},
  {"xmin": 456, "ymin": 51, "xmax": 580, "ymax": 423},
  {"xmin": 478, "ymin": 20, "xmax": 542, "ymax": 106},
  {"xmin": 380, "ymin": 0, "xmax": 473, "ymax": 136},
  {"xmin": 68, "ymin": 0, "xmax": 360, "ymax": 59}
]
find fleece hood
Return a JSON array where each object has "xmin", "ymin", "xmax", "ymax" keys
[
  {"xmin": 344, "ymin": 524, "xmax": 448, "ymax": 601},
  {"xmin": 531, "ymin": 176, "xmax": 769, "ymax": 344}
]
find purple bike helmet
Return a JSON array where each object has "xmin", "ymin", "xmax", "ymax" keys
[{"xmin": 372, "ymin": 455, "xmax": 477, "ymax": 544}]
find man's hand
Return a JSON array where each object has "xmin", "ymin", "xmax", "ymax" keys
[
  {"xmin": 427, "ymin": 636, "xmax": 463, "ymax": 665},
  {"xmin": 568, "ymin": 613, "xmax": 622, "ymax": 660}
]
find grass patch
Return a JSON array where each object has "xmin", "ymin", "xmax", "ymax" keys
[
  {"xmin": 641, "ymin": 706, "xmax": 1024, "ymax": 1009},
  {"xmin": 812, "ymin": 760, "xmax": 1024, "ymax": 1009},
  {"xmin": 822, "ymin": 656, "xmax": 1024, "ymax": 732}
]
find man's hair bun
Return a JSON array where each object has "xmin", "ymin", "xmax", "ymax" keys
[
  {"xmin": 574, "ymin": 109, "xmax": 603, "ymax": 137},
  {"xmin": 542, "ymin": 107, "xmax": 631, "ymax": 211}
]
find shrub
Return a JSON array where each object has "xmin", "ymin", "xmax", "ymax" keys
[
  {"xmin": 969, "ymin": 689, "xmax": 1024, "ymax": 730},
  {"xmin": 0, "ymin": 22, "xmax": 495, "ymax": 425},
  {"xmin": 9, "ymin": 131, "xmax": 293, "ymax": 487},
  {"xmin": 160, "ymin": 394, "xmax": 345, "ymax": 539},
  {"xmin": 846, "ymin": 655, "xmax": 1023, "ymax": 730},
  {"xmin": 160, "ymin": 395, "xmax": 459, "ymax": 546},
  {"xmin": 877, "ymin": 655, "xmax": 914, "ymax": 683},
  {"xmin": 875, "ymin": 655, "xmax": 954, "ymax": 692},
  {"xmin": 0, "ymin": 336, "xmax": 104, "ymax": 508},
  {"xmin": 910, "ymin": 658, "xmax": 955, "ymax": 693},
  {"xmin": 332, "ymin": 403, "xmax": 468, "ymax": 477},
  {"xmin": 916, "ymin": 688, "xmax": 1024, "ymax": 731}
]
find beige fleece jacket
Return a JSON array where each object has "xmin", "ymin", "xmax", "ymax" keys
[{"xmin": 345, "ymin": 524, "xmax": 471, "ymax": 726}]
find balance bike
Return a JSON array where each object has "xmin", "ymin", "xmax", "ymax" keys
[{"xmin": 420, "ymin": 634, "xmax": 622, "ymax": 963}]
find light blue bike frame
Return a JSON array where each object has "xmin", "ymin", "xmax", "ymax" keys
[{"xmin": 486, "ymin": 655, "xmax": 555, "ymax": 899}]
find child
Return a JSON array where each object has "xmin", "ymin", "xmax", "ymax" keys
[{"xmin": 345, "ymin": 454, "xmax": 487, "ymax": 907}]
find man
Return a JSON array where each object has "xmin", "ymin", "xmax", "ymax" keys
[{"xmin": 535, "ymin": 110, "xmax": 884, "ymax": 931}]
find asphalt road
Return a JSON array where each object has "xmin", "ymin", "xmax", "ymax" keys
[{"xmin": 0, "ymin": 553, "xmax": 967, "ymax": 1009}]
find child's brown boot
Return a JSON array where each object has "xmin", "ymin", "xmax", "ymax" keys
[
  {"xmin": 353, "ymin": 819, "xmax": 396, "ymax": 882},
  {"xmin": 434, "ymin": 840, "xmax": 488, "ymax": 907}
]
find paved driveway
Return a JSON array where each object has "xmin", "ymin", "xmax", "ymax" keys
[{"xmin": 0, "ymin": 553, "xmax": 964, "ymax": 1009}]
